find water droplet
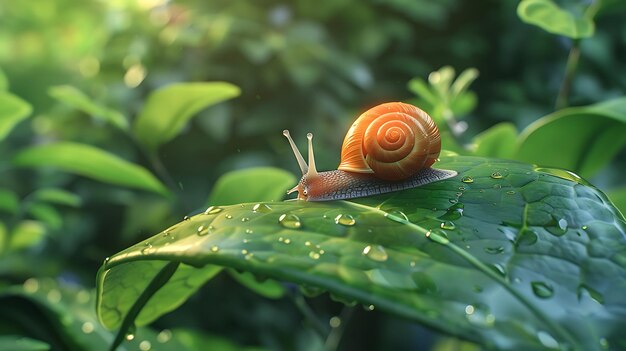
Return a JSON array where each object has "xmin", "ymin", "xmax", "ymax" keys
[
  {"xmin": 439, "ymin": 203, "xmax": 464, "ymax": 220},
  {"xmin": 362, "ymin": 245, "xmax": 388, "ymax": 262},
  {"xmin": 465, "ymin": 303, "xmax": 495, "ymax": 327},
  {"xmin": 241, "ymin": 249, "xmax": 248, "ymax": 255},
  {"xmin": 364, "ymin": 304, "xmax": 375, "ymax": 311},
  {"xmin": 329, "ymin": 316, "xmax": 341, "ymax": 328},
  {"xmin": 449, "ymin": 198, "xmax": 458, "ymax": 204},
  {"xmin": 283, "ymin": 238, "xmax": 291, "ymax": 244},
  {"xmin": 537, "ymin": 331, "xmax": 559, "ymax": 349},
  {"xmin": 506, "ymin": 190, "xmax": 515, "ymax": 195},
  {"xmin": 23, "ymin": 278, "xmax": 39, "ymax": 293},
  {"xmin": 516, "ymin": 228, "xmax": 538, "ymax": 246},
  {"xmin": 252, "ymin": 203, "xmax": 272, "ymax": 213},
  {"xmin": 141, "ymin": 243, "xmax": 156, "ymax": 255},
  {"xmin": 245, "ymin": 253, "xmax": 254, "ymax": 260},
  {"xmin": 491, "ymin": 263, "xmax": 506, "ymax": 277},
  {"xmin": 582, "ymin": 225, "xmax": 588, "ymax": 230},
  {"xmin": 458, "ymin": 185, "xmax": 466, "ymax": 191},
  {"xmin": 139, "ymin": 340, "xmax": 152, "ymax": 351},
  {"xmin": 183, "ymin": 215, "xmax": 190, "ymax": 220},
  {"xmin": 484, "ymin": 246, "xmax": 504, "ymax": 254},
  {"xmin": 334, "ymin": 214, "xmax": 356, "ymax": 226},
  {"xmin": 384, "ymin": 210, "xmax": 409, "ymax": 223},
  {"xmin": 577, "ymin": 284, "xmax": 604, "ymax": 304},
  {"xmin": 204, "ymin": 206, "xmax": 223, "ymax": 214},
  {"xmin": 531, "ymin": 281, "xmax": 554, "ymax": 298},
  {"xmin": 278, "ymin": 213, "xmax": 301, "ymax": 229},
  {"xmin": 242, "ymin": 239, "xmax": 249, "ymax": 243},
  {"xmin": 241, "ymin": 217, "xmax": 250, "ymax": 222},
  {"xmin": 156, "ymin": 329, "xmax": 172, "ymax": 343},
  {"xmin": 305, "ymin": 241, "xmax": 312, "ymax": 247},
  {"xmin": 309, "ymin": 251, "xmax": 321, "ymax": 260},
  {"xmin": 197, "ymin": 225, "xmax": 206, "ymax": 233},
  {"xmin": 245, "ymin": 229, "xmax": 253, "ymax": 234},
  {"xmin": 440, "ymin": 221, "xmax": 456, "ymax": 230},
  {"xmin": 409, "ymin": 261, "xmax": 416, "ymax": 268},
  {"xmin": 125, "ymin": 333, "xmax": 135, "ymax": 341},
  {"xmin": 210, "ymin": 245, "xmax": 219, "ymax": 252},
  {"xmin": 493, "ymin": 184, "xmax": 501, "ymax": 189},
  {"xmin": 547, "ymin": 217, "xmax": 568, "ymax": 236},
  {"xmin": 461, "ymin": 176, "xmax": 474, "ymax": 183},
  {"xmin": 490, "ymin": 171, "xmax": 503, "ymax": 179},
  {"xmin": 426, "ymin": 229, "xmax": 449, "ymax": 244},
  {"xmin": 81, "ymin": 322, "xmax": 94, "ymax": 334},
  {"xmin": 599, "ymin": 338, "xmax": 609, "ymax": 350},
  {"xmin": 225, "ymin": 214, "xmax": 233, "ymax": 219}
]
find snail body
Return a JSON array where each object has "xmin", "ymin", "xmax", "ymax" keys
[{"xmin": 283, "ymin": 102, "xmax": 457, "ymax": 201}]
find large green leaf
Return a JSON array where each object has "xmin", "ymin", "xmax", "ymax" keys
[
  {"xmin": 208, "ymin": 167, "xmax": 296, "ymax": 206},
  {"xmin": 472, "ymin": 122, "xmax": 518, "ymax": 159},
  {"xmin": 13, "ymin": 142, "xmax": 170, "ymax": 197},
  {"xmin": 516, "ymin": 97, "xmax": 626, "ymax": 179},
  {"xmin": 517, "ymin": 0, "xmax": 595, "ymax": 39},
  {"xmin": 0, "ymin": 92, "xmax": 32, "ymax": 141},
  {"xmin": 0, "ymin": 67, "xmax": 8, "ymax": 91},
  {"xmin": 48, "ymin": 85, "xmax": 129, "ymax": 131},
  {"xmin": 133, "ymin": 82, "xmax": 240, "ymax": 150},
  {"xmin": 97, "ymin": 156, "xmax": 626, "ymax": 350}
]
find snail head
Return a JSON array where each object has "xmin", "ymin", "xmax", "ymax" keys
[{"xmin": 283, "ymin": 130, "xmax": 319, "ymax": 200}]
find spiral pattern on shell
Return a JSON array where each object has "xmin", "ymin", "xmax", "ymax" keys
[{"xmin": 338, "ymin": 102, "xmax": 441, "ymax": 181}]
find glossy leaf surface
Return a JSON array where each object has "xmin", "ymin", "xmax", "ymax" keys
[
  {"xmin": 0, "ymin": 92, "xmax": 32, "ymax": 140},
  {"xmin": 97, "ymin": 156, "xmax": 626, "ymax": 350},
  {"xmin": 516, "ymin": 97, "xmax": 626, "ymax": 178},
  {"xmin": 13, "ymin": 142, "xmax": 169, "ymax": 197},
  {"xmin": 133, "ymin": 82, "xmax": 240, "ymax": 150}
]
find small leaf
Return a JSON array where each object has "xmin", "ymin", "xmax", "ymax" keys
[
  {"xmin": 0, "ymin": 188, "xmax": 19, "ymax": 214},
  {"xmin": 472, "ymin": 122, "xmax": 518, "ymax": 159},
  {"xmin": 0, "ymin": 336, "xmax": 49, "ymax": 351},
  {"xmin": 407, "ymin": 78, "xmax": 438, "ymax": 106},
  {"xmin": 32, "ymin": 188, "xmax": 81, "ymax": 207},
  {"xmin": 0, "ymin": 92, "xmax": 32, "ymax": 141},
  {"xmin": 133, "ymin": 82, "xmax": 240, "ymax": 150},
  {"xmin": 27, "ymin": 204, "xmax": 63, "ymax": 230},
  {"xmin": 516, "ymin": 97, "xmax": 626, "ymax": 178},
  {"xmin": 0, "ymin": 67, "xmax": 8, "ymax": 91},
  {"xmin": 228, "ymin": 270, "xmax": 285, "ymax": 299},
  {"xmin": 13, "ymin": 142, "xmax": 170, "ymax": 197},
  {"xmin": 208, "ymin": 167, "xmax": 296, "ymax": 206},
  {"xmin": 450, "ymin": 68, "xmax": 479, "ymax": 98},
  {"xmin": 517, "ymin": 0, "xmax": 595, "ymax": 39},
  {"xmin": 48, "ymin": 85, "xmax": 129, "ymax": 131},
  {"xmin": 9, "ymin": 220, "xmax": 46, "ymax": 251}
]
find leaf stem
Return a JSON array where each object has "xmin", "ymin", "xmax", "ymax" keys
[
  {"xmin": 324, "ymin": 306, "xmax": 354, "ymax": 351},
  {"xmin": 555, "ymin": 39, "xmax": 581, "ymax": 110},
  {"xmin": 287, "ymin": 289, "xmax": 328, "ymax": 341}
]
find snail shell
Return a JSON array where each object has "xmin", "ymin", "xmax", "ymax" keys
[{"xmin": 338, "ymin": 102, "xmax": 441, "ymax": 181}]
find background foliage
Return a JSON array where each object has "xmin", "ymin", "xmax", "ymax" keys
[{"xmin": 1, "ymin": 0, "xmax": 625, "ymax": 350}]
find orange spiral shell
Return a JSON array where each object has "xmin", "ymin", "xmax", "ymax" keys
[{"xmin": 338, "ymin": 102, "xmax": 441, "ymax": 181}]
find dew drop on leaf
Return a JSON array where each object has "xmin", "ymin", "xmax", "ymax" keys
[
  {"xmin": 334, "ymin": 214, "xmax": 356, "ymax": 226},
  {"xmin": 465, "ymin": 303, "xmax": 495, "ymax": 328},
  {"xmin": 183, "ymin": 215, "xmax": 190, "ymax": 220},
  {"xmin": 141, "ymin": 243, "xmax": 156, "ymax": 255},
  {"xmin": 531, "ymin": 281, "xmax": 554, "ymax": 299},
  {"xmin": 516, "ymin": 228, "xmax": 538, "ymax": 246},
  {"xmin": 440, "ymin": 221, "xmax": 456, "ymax": 230},
  {"xmin": 245, "ymin": 229, "xmax": 253, "ymax": 234},
  {"xmin": 439, "ymin": 203, "xmax": 464, "ymax": 220},
  {"xmin": 582, "ymin": 225, "xmax": 588, "ymax": 230},
  {"xmin": 225, "ymin": 214, "xmax": 233, "ymax": 219},
  {"xmin": 362, "ymin": 245, "xmax": 388, "ymax": 262},
  {"xmin": 252, "ymin": 203, "xmax": 272, "ymax": 213},
  {"xmin": 577, "ymin": 284, "xmax": 604, "ymax": 304},
  {"xmin": 426, "ymin": 229, "xmax": 449, "ymax": 244},
  {"xmin": 490, "ymin": 263, "xmax": 506, "ymax": 277},
  {"xmin": 241, "ymin": 217, "xmax": 250, "ymax": 222},
  {"xmin": 484, "ymin": 246, "xmax": 504, "ymax": 254},
  {"xmin": 537, "ymin": 331, "xmax": 559, "ymax": 349},
  {"xmin": 384, "ymin": 210, "xmax": 409, "ymax": 223},
  {"xmin": 329, "ymin": 316, "xmax": 341, "ymax": 328},
  {"xmin": 278, "ymin": 213, "xmax": 301, "ymax": 229},
  {"xmin": 156, "ymin": 329, "xmax": 172, "ymax": 343},
  {"xmin": 81, "ymin": 322, "xmax": 94, "ymax": 334},
  {"xmin": 461, "ymin": 176, "xmax": 474, "ymax": 183},
  {"xmin": 490, "ymin": 171, "xmax": 503, "ymax": 179},
  {"xmin": 204, "ymin": 206, "xmax": 223, "ymax": 214},
  {"xmin": 139, "ymin": 340, "xmax": 152, "ymax": 351},
  {"xmin": 210, "ymin": 245, "xmax": 219, "ymax": 253},
  {"xmin": 23, "ymin": 278, "xmax": 39, "ymax": 293},
  {"xmin": 506, "ymin": 190, "xmax": 515, "ymax": 195}
]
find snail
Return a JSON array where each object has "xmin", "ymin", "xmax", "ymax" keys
[{"xmin": 283, "ymin": 102, "xmax": 457, "ymax": 201}]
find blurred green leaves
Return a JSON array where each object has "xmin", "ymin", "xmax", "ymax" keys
[
  {"xmin": 0, "ymin": 92, "xmax": 32, "ymax": 141},
  {"xmin": 517, "ymin": 0, "xmax": 595, "ymax": 38},
  {"xmin": 133, "ymin": 82, "xmax": 241, "ymax": 150},
  {"xmin": 48, "ymin": 85, "xmax": 129, "ymax": 131},
  {"xmin": 0, "ymin": 67, "xmax": 7, "ymax": 91},
  {"xmin": 207, "ymin": 167, "xmax": 296, "ymax": 206},
  {"xmin": 471, "ymin": 123, "xmax": 518, "ymax": 159},
  {"xmin": 13, "ymin": 142, "xmax": 170, "ymax": 197}
]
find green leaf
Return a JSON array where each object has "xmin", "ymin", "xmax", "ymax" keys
[
  {"xmin": 13, "ymin": 142, "xmax": 170, "ymax": 197},
  {"xmin": 48, "ymin": 85, "xmax": 129, "ymax": 131},
  {"xmin": 133, "ymin": 82, "xmax": 240, "ymax": 150},
  {"xmin": 517, "ymin": 0, "xmax": 595, "ymax": 39},
  {"xmin": 97, "ymin": 156, "xmax": 626, "ymax": 350},
  {"xmin": 472, "ymin": 122, "xmax": 518, "ymax": 159},
  {"xmin": 208, "ymin": 167, "xmax": 296, "ymax": 206},
  {"xmin": 516, "ymin": 97, "xmax": 626, "ymax": 178},
  {"xmin": 173, "ymin": 328, "xmax": 266, "ymax": 351},
  {"xmin": 0, "ymin": 67, "xmax": 8, "ymax": 91},
  {"xmin": 9, "ymin": 220, "xmax": 46, "ymax": 251},
  {"xmin": 32, "ymin": 188, "xmax": 82, "ymax": 207},
  {"xmin": 0, "ymin": 188, "xmax": 20, "ymax": 214},
  {"xmin": 228, "ymin": 270, "xmax": 285, "ymax": 299},
  {"xmin": 27, "ymin": 204, "xmax": 63, "ymax": 230},
  {"xmin": 0, "ymin": 92, "xmax": 32, "ymax": 140},
  {"xmin": 0, "ymin": 336, "xmax": 49, "ymax": 351},
  {"xmin": 0, "ymin": 279, "xmax": 188, "ymax": 351}
]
